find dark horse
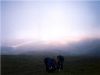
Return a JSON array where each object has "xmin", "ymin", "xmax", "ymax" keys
[
  {"xmin": 44, "ymin": 57, "xmax": 57, "ymax": 72},
  {"xmin": 57, "ymin": 55, "xmax": 64, "ymax": 71},
  {"xmin": 44, "ymin": 55, "xmax": 64, "ymax": 72}
]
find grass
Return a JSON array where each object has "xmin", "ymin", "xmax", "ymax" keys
[{"xmin": 1, "ymin": 55, "xmax": 100, "ymax": 75}]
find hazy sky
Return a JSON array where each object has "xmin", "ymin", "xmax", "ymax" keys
[{"xmin": 1, "ymin": 1, "xmax": 100, "ymax": 47}]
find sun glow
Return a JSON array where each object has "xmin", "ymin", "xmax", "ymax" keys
[
  {"xmin": 3, "ymin": 2, "xmax": 96, "ymax": 48},
  {"xmin": 15, "ymin": 7, "xmax": 72, "ymax": 44},
  {"xmin": 12, "ymin": 6, "xmax": 84, "ymax": 46}
]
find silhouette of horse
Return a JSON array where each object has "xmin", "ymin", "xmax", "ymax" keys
[
  {"xmin": 44, "ymin": 57, "xmax": 57, "ymax": 72},
  {"xmin": 44, "ymin": 55, "xmax": 64, "ymax": 72},
  {"xmin": 57, "ymin": 55, "xmax": 64, "ymax": 71}
]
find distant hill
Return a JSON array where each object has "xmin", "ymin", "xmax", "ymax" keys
[
  {"xmin": 67, "ymin": 38, "xmax": 100, "ymax": 56},
  {"xmin": 1, "ymin": 46, "xmax": 16, "ymax": 55},
  {"xmin": 1, "ymin": 38, "xmax": 100, "ymax": 57}
]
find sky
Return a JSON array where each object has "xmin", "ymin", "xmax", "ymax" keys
[{"xmin": 1, "ymin": 1, "xmax": 100, "ymax": 48}]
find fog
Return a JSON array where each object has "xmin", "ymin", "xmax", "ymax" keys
[
  {"xmin": 1, "ymin": 1, "xmax": 100, "ymax": 57},
  {"xmin": 1, "ymin": 38, "xmax": 100, "ymax": 57}
]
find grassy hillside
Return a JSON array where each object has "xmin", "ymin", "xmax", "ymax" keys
[{"xmin": 1, "ymin": 55, "xmax": 100, "ymax": 75}]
